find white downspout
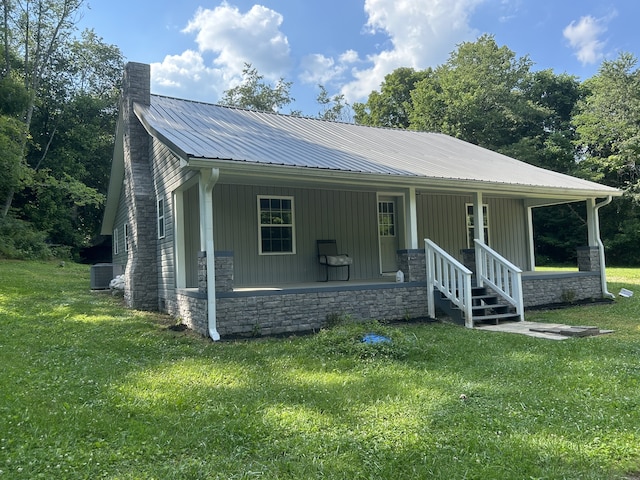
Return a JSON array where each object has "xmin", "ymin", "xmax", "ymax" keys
[
  {"xmin": 592, "ymin": 196, "xmax": 614, "ymax": 300},
  {"xmin": 200, "ymin": 168, "xmax": 220, "ymax": 340}
]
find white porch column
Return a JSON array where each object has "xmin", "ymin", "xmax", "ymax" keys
[
  {"xmin": 405, "ymin": 187, "xmax": 418, "ymax": 249},
  {"xmin": 199, "ymin": 168, "xmax": 220, "ymax": 341},
  {"xmin": 472, "ymin": 191, "xmax": 484, "ymax": 243},
  {"xmin": 586, "ymin": 197, "xmax": 599, "ymax": 246},
  {"xmin": 472, "ymin": 192, "xmax": 484, "ymax": 287},
  {"xmin": 526, "ymin": 205, "xmax": 535, "ymax": 271},
  {"xmin": 472, "ymin": 191, "xmax": 484, "ymax": 282}
]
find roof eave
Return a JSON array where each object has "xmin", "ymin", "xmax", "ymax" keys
[
  {"xmin": 101, "ymin": 114, "xmax": 125, "ymax": 235},
  {"xmin": 183, "ymin": 157, "xmax": 622, "ymax": 200}
]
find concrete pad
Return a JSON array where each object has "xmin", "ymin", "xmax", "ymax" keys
[{"xmin": 474, "ymin": 321, "xmax": 613, "ymax": 340}]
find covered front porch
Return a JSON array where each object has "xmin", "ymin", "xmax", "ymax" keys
[
  {"xmin": 169, "ymin": 167, "xmax": 616, "ymax": 339},
  {"xmin": 174, "ymin": 245, "xmax": 609, "ymax": 338}
]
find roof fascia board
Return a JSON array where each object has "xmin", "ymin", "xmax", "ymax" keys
[
  {"xmin": 184, "ymin": 157, "xmax": 622, "ymax": 200},
  {"xmin": 101, "ymin": 114, "xmax": 125, "ymax": 235}
]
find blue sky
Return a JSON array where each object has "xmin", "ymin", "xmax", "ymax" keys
[{"xmin": 79, "ymin": 0, "xmax": 639, "ymax": 116}]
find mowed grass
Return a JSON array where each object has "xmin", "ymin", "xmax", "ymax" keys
[{"xmin": 1, "ymin": 260, "xmax": 639, "ymax": 479}]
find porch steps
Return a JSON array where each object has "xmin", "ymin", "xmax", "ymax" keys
[{"xmin": 434, "ymin": 286, "xmax": 521, "ymax": 326}]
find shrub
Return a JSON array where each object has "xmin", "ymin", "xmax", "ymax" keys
[{"xmin": 0, "ymin": 216, "xmax": 52, "ymax": 260}]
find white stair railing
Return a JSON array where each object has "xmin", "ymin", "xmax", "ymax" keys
[
  {"xmin": 425, "ymin": 239, "xmax": 474, "ymax": 328},
  {"xmin": 474, "ymin": 240, "xmax": 524, "ymax": 321}
]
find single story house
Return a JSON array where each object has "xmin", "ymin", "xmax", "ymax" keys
[{"xmin": 101, "ymin": 62, "xmax": 622, "ymax": 339}]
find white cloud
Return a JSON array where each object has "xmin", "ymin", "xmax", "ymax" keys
[
  {"xmin": 183, "ymin": 2, "xmax": 291, "ymax": 77},
  {"xmin": 150, "ymin": 50, "xmax": 226, "ymax": 102},
  {"xmin": 298, "ymin": 49, "xmax": 363, "ymax": 86},
  {"xmin": 325, "ymin": 0, "xmax": 486, "ymax": 103},
  {"xmin": 150, "ymin": 2, "xmax": 292, "ymax": 103},
  {"xmin": 563, "ymin": 14, "xmax": 613, "ymax": 65}
]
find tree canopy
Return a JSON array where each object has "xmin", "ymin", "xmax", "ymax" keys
[
  {"xmin": 353, "ymin": 35, "xmax": 640, "ymax": 264},
  {"xmin": 219, "ymin": 64, "xmax": 296, "ymax": 114},
  {"xmin": 0, "ymin": 0, "xmax": 124, "ymax": 260}
]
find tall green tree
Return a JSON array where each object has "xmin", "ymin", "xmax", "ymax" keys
[
  {"xmin": 220, "ymin": 63, "xmax": 295, "ymax": 114},
  {"xmin": 572, "ymin": 52, "xmax": 640, "ymax": 264},
  {"xmin": 410, "ymin": 35, "xmax": 537, "ymax": 150},
  {"xmin": 573, "ymin": 53, "xmax": 640, "ymax": 192},
  {"xmin": 1, "ymin": 0, "xmax": 85, "ymax": 217},
  {"xmin": 0, "ymin": 72, "xmax": 30, "ymax": 207},
  {"xmin": 354, "ymin": 67, "xmax": 430, "ymax": 128},
  {"xmin": 15, "ymin": 29, "xmax": 123, "ymax": 251},
  {"xmin": 501, "ymin": 70, "xmax": 582, "ymax": 173},
  {"xmin": 316, "ymin": 84, "xmax": 351, "ymax": 122}
]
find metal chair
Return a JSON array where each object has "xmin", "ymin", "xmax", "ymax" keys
[{"xmin": 317, "ymin": 240, "xmax": 353, "ymax": 281}]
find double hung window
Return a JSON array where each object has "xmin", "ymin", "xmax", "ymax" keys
[
  {"xmin": 258, "ymin": 196, "xmax": 295, "ymax": 254},
  {"xmin": 466, "ymin": 203, "xmax": 489, "ymax": 248}
]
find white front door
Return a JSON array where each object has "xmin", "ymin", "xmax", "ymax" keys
[{"xmin": 378, "ymin": 197, "xmax": 399, "ymax": 273}]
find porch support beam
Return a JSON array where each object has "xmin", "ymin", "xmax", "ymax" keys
[
  {"xmin": 405, "ymin": 187, "xmax": 418, "ymax": 249},
  {"xmin": 472, "ymin": 191, "xmax": 484, "ymax": 243},
  {"xmin": 199, "ymin": 168, "xmax": 221, "ymax": 341},
  {"xmin": 586, "ymin": 197, "xmax": 598, "ymax": 246},
  {"xmin": 472, "ymin": 191, "xmax": 484, "ymax": 282},
  {"xmin": 526, "ymin": 205, "xmax": 535, "ymax": 271}
]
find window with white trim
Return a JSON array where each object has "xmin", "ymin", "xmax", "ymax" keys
[
  {"xmin": 124, "ymin": 223, "xmax": 129, "ymax": 252},
  {"xmin": 113, "ymin": 227, "xmax": 119, "ymax": 254},
  {"xmin": 157, "ymin": 198, "xmax": 165, "ymax": 239},
  {"xmin": 258, "ymin": 196, "xmax": 295, "ymax": 254},
  {"xmin": 466, "ymin": 203, "xmax": 489, "ymax": 248},
  {"xmin": 378, "ymin": 201, "xmax": 396, "ymax": 237}
]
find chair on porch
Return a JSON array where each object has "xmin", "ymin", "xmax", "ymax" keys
[{"xmin": 317, "ymin": 240, "xmax": 353, "ymax": 281}]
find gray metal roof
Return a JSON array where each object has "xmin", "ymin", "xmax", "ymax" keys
[{"xmin": 134, "ymin": 94, "xmax": 620, "ymax": 196}]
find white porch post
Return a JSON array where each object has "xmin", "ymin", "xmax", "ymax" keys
[
  {"xmin": 199, "ymin": 168, "xmax": 220, "ymax": 341},
  {"xmin": 405, "ymin": 187, "xmax": 419, "ymax": 249},
  {"xmin": 473, "ymin": 191, "xmax": 484, "ymax": 282},
  {"xmin": 586, "ymin": 197, "xmax": 599, "ymax": 246},
  {"xmin": 526, "ymin": 205, "xmax": 536, "ymax": 271}
]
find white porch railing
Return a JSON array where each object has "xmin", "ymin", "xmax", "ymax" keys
[
  {"xmin": 474, "ymin": 240, "xmax": 524, "ymax": 321},
  {"xmin": 425, "ymin": 239, "xmax": 474, "ymax": 328}
]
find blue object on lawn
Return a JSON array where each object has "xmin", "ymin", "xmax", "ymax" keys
[{"xmin": 361, "ymin": 333, "xmax": 391, "ymax": 344}]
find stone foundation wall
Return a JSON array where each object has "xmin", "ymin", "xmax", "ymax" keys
[
  {"xmin": 216, "ymin": 284, "xmax": 428, "ymax": 337},
  {"xmin": 522, "ymin": 272, "xmax": 602, "ymax": 307},
  {"xmin": 174, "ymin": 291, "xmax": 208, "ymax": 335}
]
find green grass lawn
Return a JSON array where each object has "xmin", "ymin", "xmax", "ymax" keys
[{"xmin": 1, "ymin": 261, "xmax": 639, "ymax": 479}]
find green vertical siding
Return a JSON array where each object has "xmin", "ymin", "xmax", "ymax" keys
[
  {"xmin": 183, "ymin": 184, "xmax": 200, "ymax": 287},
  {"xmin": 417, "ymin": 193, "xmax": 529, "ymax": 269},
  {"xmin": 213, "ymin": 184, "xmax": 380, "ymax": 285}
]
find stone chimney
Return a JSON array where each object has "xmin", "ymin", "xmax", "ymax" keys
[{"xmin": 121, "ymin": 63, "xmax": 158, "ymax": 310}]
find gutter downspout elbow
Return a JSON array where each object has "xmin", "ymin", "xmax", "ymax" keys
[
  {"xmin": 594, "ymin": 196, "xmax": 614, "ymax": 300},
  {"xmin": 201, "ymin": 168, "xmax": 220, "ymax": 340}
]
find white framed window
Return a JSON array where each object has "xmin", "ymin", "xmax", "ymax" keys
[
  {"xmin": 257, "ymin": 196, "xmax": 295, "ymax": 255},
  {"xmin": 113, "ymin": 227, "xmax": 119, "ymax": 254},
  {"xmin": 378, "ymin": 200, "xmax": 396, "ymax": 237},
  {"xmin": 466, "ymin": 203, "xmax": 489, "ymax": 248},
  {"xmin": 157, "ymin": 198, "xmax": 165, "ymax": 239},
  {"xmin": 124, "ymin": 223, "xmax": 129, "ymax": 252}
]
